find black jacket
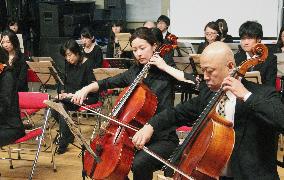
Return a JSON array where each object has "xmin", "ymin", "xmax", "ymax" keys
[
  {"xmin": 148, "ymin": 80, "xmax": 284, "ymax": 179},
  {"xmin": 234, "ymin": 49, "xmax": 277, "ymax": 87}
]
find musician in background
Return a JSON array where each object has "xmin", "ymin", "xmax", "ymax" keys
[
  {"xmin": 235, "ymin": 21, "xmax": 277, "ymax": 87},
  {"xmin": 276, "ymin": 26, "xmax": 284, "ymax": 53},
  {"xmin": 7, "ymin": 18, "xmax": 19, "ymax": 33},
  {"xmin": 132, "ymin": 41, "xmax": 284, "ymax": 180},
  {"xmin": 157, "ymin": 15, "xmax": 173, "ymax": 44},
  {"xmin": 72, "ymin": 27, "xmax": 179, "ymax": 180},
  {"xmin": 52, "ymin": 39, "xmax": 99, "ymax": 154},
  {"xmin": 216, "ymin": 19, "xmax": 233, "ymax": 43},
  {"xmin": 143, "ymin": 20, "xmax": 156, "ymax": 29},
  {"xmin": 197, "ymin": 21, "xmax": 221, "ymax": 54},
  {"xmin": 0, "ymin": 47, "xmax": 25, "ymax": 147},
  {"xmin": 1, "ymin": 29, "xmax": 28, "ymax": 92},
  {"xmin": 80, "ymin": 27, "xmax": 103, "ymax": 69}
]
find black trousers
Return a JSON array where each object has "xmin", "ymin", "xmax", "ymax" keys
[
  {"xmin": 51, "ymin": 102, "xmax": 78, "ymax": 147},
  {"xmin": 0, "ymin": 127, "xmax": 25, "ymax": 147},
  {"xmin": 131, "ymin": 140, "xmax": 178, "ymax": 180}
]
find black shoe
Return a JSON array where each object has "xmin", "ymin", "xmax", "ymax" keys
[{"xmin": 56, "ymin": 145, "xmax": 68, "ymax": 154}]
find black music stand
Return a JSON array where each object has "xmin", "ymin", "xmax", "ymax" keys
[
  {"xmin": 44, "ymin": 100, "xmax": 101, "ymax": 180},
  {"xmin": 26, "ymin": 61, "xmax": 64, "ymax": 95},
  {"xmin": 104, "ymin": 58, "xmax": 134, "ymax": 69}
]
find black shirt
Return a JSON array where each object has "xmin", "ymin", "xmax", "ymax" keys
[
  {"xmin": 12, "ymin": 52, "xmax": 29, "ymax": 92},
  {"xmin": 84, "ymin": 45, "xmax": 103, "ymax": 69},
  {"xmin": 0, "ymin": 67, "xmax": 25, "ymax": 130},
  {"xmin": 63, "ymin": 58, "xmax": 98, "ymax": 104},
  {"xmin": 97, "ymin": 64, "xmax": 178, "ymax": 143}
]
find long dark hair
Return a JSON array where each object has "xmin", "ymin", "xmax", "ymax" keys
[
  {"xmin": 80, "ymin": 26, "xmax": 95, "ymax": 42},
  {"xmin": 0, "ymin": 47, "xmax": 8, "ymax": 65},
  {"xmin": 1, "ymin": 29, "xmax": 21, "ymax": 65},
  {"xmin": 204, "ymin": 21, "xmax": 221, "ymax": 43},
  {"xmin": 277, "ymin": 27, "xmax": 284, "ymax": 49},
  {"xmin": 1, "ymin": 29, "xmax": 20, "ymax": 51},
  {"xmin": 129, "ymin": 27, "xmax": 157, "ymax": 46}
]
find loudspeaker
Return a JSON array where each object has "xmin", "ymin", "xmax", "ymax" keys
[{"xmin": 39, "ymin": 37, "xmax": 70, "ymax": 72}]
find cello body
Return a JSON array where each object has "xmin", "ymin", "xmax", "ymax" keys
[
  {"xmin": 84, "ymin": 83, "xmax": 157, "ymax": 180},
  {"xmin": 174, "ymin": 111, "xmax": 234, "ymax": 180}
]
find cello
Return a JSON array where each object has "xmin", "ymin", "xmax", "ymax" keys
[
  {"xmin": 83, "ymin": 44, "xmax": 173, "ymax": 180},
  {"xmin": 170, "ymin": 43, "xmax": 268, "ymax": 180}
]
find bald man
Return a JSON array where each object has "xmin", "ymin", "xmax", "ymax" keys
[
  {"xmin": 133, "ymin": 42, "xmax": 284, "ymax": 179},
  {"xmin": 143, "ymin": 21, "xmax": 156, "ymax": 29}
]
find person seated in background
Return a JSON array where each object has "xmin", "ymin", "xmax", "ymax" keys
[
  {"xmin": 157, "ymin": 15, "xmax": 173, "ymax": 45},
  {"xmin": 234, "ymin": 21, "xmax": 277, "ymax": 87},
  {"xmin": 52, "ymin": 39, "xmax": 99, "ymax": 154},
  {"xmin": 276, "ymin": 26, "xmax": 284, "ymax": 53},
  {"xmin": 106, "ymin": 21, "xmax": 132, "ymax": 59},
  {"xmin": 80, "ymin": 27, "xmax": 103, "ymax": 69},
  {"xmin": 1, "ymin": 29, "xmax": 28, "ymax": 92},
  {"xmin": 197, "ymin": 21, "xmax": 221, "ymax": 54},
  {"xmin": 132, "ymin": 42, "xmax": 284, "ymax": 180},
  {"xmin": 143, "ymin": 20, "xmax": 156, "ymax": 29},
  {"xmin": 0, "ymin": 47, "xmax": 25, "ymax": 147},
  {"xmin": 216, "ymin": 19, "xmax": 233, "ymax": 43},
  {"xmin": 7, "ymin": 18, "xmax": 19, "ymax": 33}
]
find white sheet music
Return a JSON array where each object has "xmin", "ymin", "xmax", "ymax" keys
[{"xmin": 275, "ymin": 53, "xmax": 284, "ymax": 76}]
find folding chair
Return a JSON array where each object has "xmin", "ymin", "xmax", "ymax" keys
[
  {"xmin": 0, "ymin": 92, "xmax": 56, "ymax": 179},
  {"xmin": 27, "ymin": 69, "xmax": 41, "ymax": 92}
]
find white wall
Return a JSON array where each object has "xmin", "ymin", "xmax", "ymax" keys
[{"xmin": 170, "ymin": 0, "xmax": 283, "ymax": 39}]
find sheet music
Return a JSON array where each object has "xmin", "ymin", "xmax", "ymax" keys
[
  {"xmin": 244, "ymin": 71, "xmax": 262, "ymax": 84},
  {"xmin": 27, "ymin": 61, "xmax": 63, "ymax": 86},
  {"xmin": 275, "ymin": 53, "xmax": 284, "ymax": 76},
  {"xmin": 116, "ymin": 33, "xmax": 132, "ymax": 51}
]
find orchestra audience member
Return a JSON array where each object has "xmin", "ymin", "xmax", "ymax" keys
[
  {"xmin": 143, "ymin": 21, "xmax": 156, "ymax": 29},
  {"xmin": 0, "ymin": 47, "xmax": 25, "ymax": 147},
  {"xmin": 276, "ymin": 26, "xmax": 284, "ymax": 53},
  {"xmin": 132, "ymin": 42, "xmax": 284, "ymax": 180},
  {"xmin": 72, "ymin": 27, "xmax": 179, "ymax": 180},
  {"xmin": 80, "ymin": 27, "xmax": 103, "ymax": 69},
  {"xmin": 1, "ymin": 29, "xmax": 28, "ymax": 92},
  {"xmin": 216, "ymin": 19, "xmax": 233, "ymax": 43},
  {"xmin": 52, "ymin": 39, "xmax": 99, "ymax": 154},
  {"xmin": 235, "ymin": 21, "xmax": 277, "ymax": 87},
  {"xmin": 197, "ymin": 21, "xmax": 221, "ymax": 54}
]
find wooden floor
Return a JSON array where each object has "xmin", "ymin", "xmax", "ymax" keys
[{"xmin": 1, "ymin": 113, "xmax": 284, "ymax": 180}]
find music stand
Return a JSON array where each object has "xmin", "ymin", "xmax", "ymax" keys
[
  {"xmin": 173, "ymin": 54, "xmax": 202, "ymax": 74},
  {"xmin": 93, "ymin": 68, "xmax": 128, "ymax": 80},
  {"xmin": 275, "ymin": 53, "xmax": 284, "ymax": 77},
  {"xmin": 244, "ymin": 71, "xmax": 262, "ymax": 84},
  {"xmin": 43, "ymin": 100, "xmax": 101, "ymax": 180},
  {"xmin": 31, "ymin": 56, "xmax": 54, "ymax": 62},
  {"xmin": 116, "ymin": 33, "xmax": 132, "ymax": 52},
  {"xmin": 26, "ymin": 61, "xmax": 64, "ymax": 93},
  {"xmin": 104, "ymin": 58, "xmax": 135, "ymax": 69}
]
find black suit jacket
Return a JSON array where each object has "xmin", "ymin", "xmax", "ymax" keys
[
  {"xmin": 149, "ymin": 80, "xmax": 284, "ymax": 179},
  {"xmin": 234, "ymin": 50, "xmax": 277, "ymax": 87}
]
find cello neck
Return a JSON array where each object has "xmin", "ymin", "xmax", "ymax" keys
[{"xmin": 111, "ymin": 63, "xmax": 152, "ymax": 117}]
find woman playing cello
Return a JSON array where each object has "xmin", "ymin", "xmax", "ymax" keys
[{"xmin": 73, "ymin": 27, "xmax": 179, "ymax": 180}]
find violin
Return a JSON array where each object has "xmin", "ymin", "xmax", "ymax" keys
[
  {"xmin": 167, "ymin": 33, "xmax": 178, "ymax": 49},
  {"xmin": 83, "ymin": 44, "xmax": 173, "ymax": 180},
  {"xmin": 171, "ymin": 43, "xmax": 268, "ymax": 180},
  {"xmin": 0, "ymin": 63, "xmax": 6, "ymax": 74}
]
